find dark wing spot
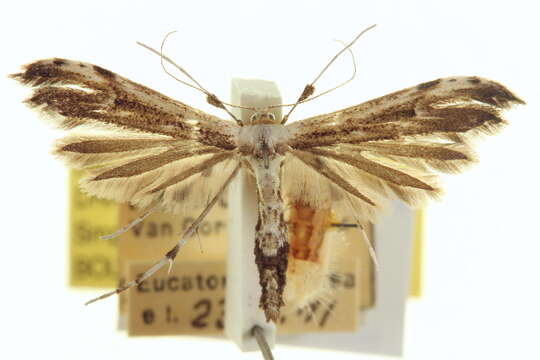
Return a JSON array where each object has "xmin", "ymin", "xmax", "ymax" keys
[
  {"xmin": 449, "ymin": 78, "xmax": 457, "ymax": 82},
  {"xmin": 53, "ymin": 58, "xmax": 67, "ymax": 66},
  {"xmin": 467, "ymin": 77, "xmax": 481, "ymax": 84},
  {"xmin": 201, "ymin": 166, "xmax": 213, "ymax": 177},
  {"xmin": 20, "ymin": 62, "xmax": 62, "ymax": 83},
  {"xmin": 114, "ymin": 97, "xmax": 127, "ymax": 106},
  {"xmin": 79, "ymin": 63, "xmax": 86, "ymax": 68},
  {"xmin": 417, "ymin": 79, "xmax": 441, "ymax": 90},
  {"xmin": 93, "ymin": 65, "xmax": 116, "ymax": 79},
  {"xmin": 398, "ymin": 108, "xmax": 416, "ymax": 117},
  {"xmin": 472, "ymin": 83, "xmax": 525, "ymax": 106}
]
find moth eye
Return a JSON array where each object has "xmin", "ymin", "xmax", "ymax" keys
[{"xmin": 249, "ymin": 112, "xmax": 275, "ymax": 123}]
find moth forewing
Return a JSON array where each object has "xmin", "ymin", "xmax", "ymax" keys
[{"xmin": 284, "ymin": 76, "xmax": 523, "ymax": 218}]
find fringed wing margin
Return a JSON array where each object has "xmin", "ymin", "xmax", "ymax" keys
[
  {"xmin": 12, "ymin": 58, "xmax": 240, "ymax": 212},
  {"xmin": 284, "ymin": 76, "xmax": 524, "ymax": 221},
  {"xmin": 52, "ymin": 134, "xmax": 238, "ymax": 212}
]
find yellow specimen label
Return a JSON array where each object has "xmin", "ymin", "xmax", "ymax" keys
[
  {"xmin": 69, "ymin": 170, "xmax": 119, "ymax": 287},
  {"xmin": 127, "ymin": 261, "xmax": 227, "ymax": 336},
  {"xmin": 127, "ymin": 260, "xmax": 358, "ymax": 336}
]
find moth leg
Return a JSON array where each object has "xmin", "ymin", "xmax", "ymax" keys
[
  {"xmin": 345, "ymin": 194, "xmax": 379, "ymax": 270},
  {"xmin": 99, "ymin": 200, "xmax": 163, "ymax": 240},
  {"xmin": 356, "ymin": 224, "xmax": 378, "ymax": 270},
  {"xmin": 85, "ymin": 164, "xmax": 240, "ymax": 305},
  {"xmin": 303, "ymin": 300, "xmax": 320, "ymax": 324}
]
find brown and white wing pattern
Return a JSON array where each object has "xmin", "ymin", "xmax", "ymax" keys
[
  {"xmin": 284, "ymin": 77, "xmax": 524, "ymax": 220},
  {"xmin": 12, "ymin": 58, "xmax": 240, "ymax": 212}
]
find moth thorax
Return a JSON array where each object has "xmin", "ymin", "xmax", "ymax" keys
[
  {"xmin": 250, "ymin": 111, "xmax": 277, "ymax": 124},
  {"xmin": 283, "ymin": 202, "xmax": 342, "ymax": 311}
]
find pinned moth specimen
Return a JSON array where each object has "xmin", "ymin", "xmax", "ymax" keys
[{"xmin": 11, "ymin": 26, "xmax": 523, "ymax": 322}]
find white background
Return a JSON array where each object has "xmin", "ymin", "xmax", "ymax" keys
[{"xmin": 1, "ymin": 1, "xmax": 538, "ymax": 359}]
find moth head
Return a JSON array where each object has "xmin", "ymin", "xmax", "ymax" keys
[{"xmin": 249, "ymin": 111, "xmax": 277, "ymax": 125}]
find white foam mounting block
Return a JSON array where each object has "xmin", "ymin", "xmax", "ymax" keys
[
  {"xmin": 225, "ymin": 78, "xmax": 282, "ymax": 352},
  {"xmin": 224, "ymin": 79, "xmax": 413, "ymax": 356}
]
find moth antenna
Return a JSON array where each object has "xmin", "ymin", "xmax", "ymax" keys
[
  {"xmin": 264, "ymin": 39, "xmax": 357, "ymax": 110},
  {"xmin": 317, "ymin": 298, "xmax": 336, "ymax": 327},
  {"xmin": 158, "ymin": 32, "xmax": 242, "ymax": 124},
  {"xmin": 137, "ymin": 35, "xmax": 243, "ymax": 125},
  {"xmin": 299, "ymin": 39, "xmax": 357, "ymax": 103},
  {"xmin": 85, "ymin": 164, "xmax": 240, "ymax": 305},
  {"xmin": 223, "ymin": 40, "xmax": 355, "ymax": 112},
  {"xmin": 315, "ymin": 294, "xmax": 334, "ymax": 313},
  {"xmin": 306, "ymin": 300, "xmax": 320, "ymax": 324},
  {"xmin": 137, "ymin": 39, "xmax": 206, "ymax": 95},
  {"xmin": 281, "ymin": 24, "xmax": 377, "ymax": 124},
  {"xmin": 164, "ymin": 32, "xmax": 210, "ymax": 91},
  {"xmin": 99, "ymin": 202, "xmax": 161, "ymax": 240}
]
